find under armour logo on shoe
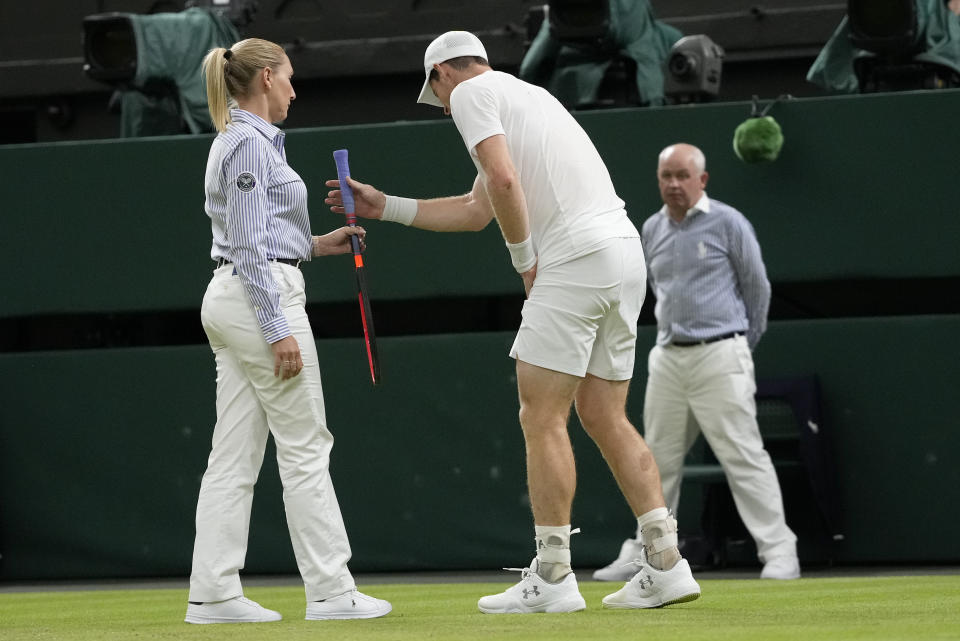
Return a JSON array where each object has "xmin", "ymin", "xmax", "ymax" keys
[
  {"xmin": 637, "ymin": 575, "xmax": 654, "ymax": 590},
  {"xmin": 522, "ymin": 586, "xmax": 541, "ymax": 599}
]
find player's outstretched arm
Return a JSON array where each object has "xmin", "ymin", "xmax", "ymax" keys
[{"xmin": 326, "ymin": 175, "xmax": 494, "ymax": 233}]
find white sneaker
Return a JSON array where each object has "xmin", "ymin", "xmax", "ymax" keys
[
  {"xmin": 592, "ymin": 538, "xmax": 644, "ymax": 582},
  {"xmin": 602, "ymin": 553, "xmax": 701, "ymax": 609},
  {"xmin": 761, "ymin": 555, "xmax": 801, "ymax": 580},
  {"xmin": 478, "ymin": 562, "xmax": 587, "ymax": 614},
  {"xmin": 184, "ymin": 596, "xmax": 282, "ymax": 624},
  {"xmin": 305, "ymin": 589, "xmax": 392, "ymax": 620}
]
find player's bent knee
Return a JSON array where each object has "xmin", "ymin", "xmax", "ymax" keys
[
  {"xmin": 578, "ymin": 407, "xmax": 632, "ymax": 436},
  {"xmin": 518, "ymin": 407, "xmax": 569, "ymax": 437}
]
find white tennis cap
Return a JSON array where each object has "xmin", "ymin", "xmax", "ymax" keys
[{"xmin": 417, "ymin": 30, "xmax": 488, "ymax": 107}]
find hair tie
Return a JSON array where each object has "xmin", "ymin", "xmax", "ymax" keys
[{"xmin": 223, "ymin": 49, "xmax": 233, "ymax": 60}]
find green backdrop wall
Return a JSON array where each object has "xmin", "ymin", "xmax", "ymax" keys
[
  {"xmin": 1, "ymin": 317, "xmax": 958, "ymax": 581},
  {"xmin": 2, "ymin": 89, "xmax": 958, "ymax": 319}
]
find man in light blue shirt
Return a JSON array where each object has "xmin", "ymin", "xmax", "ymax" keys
[{"xmin": 594, "ymin": 143, "xmax": 800, "ymax": 581}]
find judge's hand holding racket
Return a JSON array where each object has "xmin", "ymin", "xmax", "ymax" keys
[{"xmin": 313, "ymin": 226, "xmax": 367, "ymax": 255}]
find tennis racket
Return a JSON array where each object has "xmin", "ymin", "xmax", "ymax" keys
[{"xmin": 333, "ymin": 149, "xmax": 382, "ymax": 385}]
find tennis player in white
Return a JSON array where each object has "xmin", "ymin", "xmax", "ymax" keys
[{"xmin": 325, "ymin": 30, "xmax": 700, "ymax": 612}]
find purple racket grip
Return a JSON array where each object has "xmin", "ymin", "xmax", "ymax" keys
[{"xmin": 333, "ymin": 149, "xmax": 356, "ymax": 223}]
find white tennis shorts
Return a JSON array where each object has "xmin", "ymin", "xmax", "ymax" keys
[{"xmin": 510, "ymin": 236, "xmax": 646, "ymax": 380}]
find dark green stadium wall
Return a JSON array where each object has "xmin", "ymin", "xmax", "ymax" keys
[
  {"xmin": 2, "ymin": 89, "xmax": 959, "ymax": 318},
  {"xmin": 1, "ymin": 318, "xmax": 958, "ymax": 580},
  {"xmin": 1, "ymin": 89, "xmax": 958, "ymax": 580}
]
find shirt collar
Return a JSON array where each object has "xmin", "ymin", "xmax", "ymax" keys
[
  {"xmin": 692, "ymin": 192, "xmax": 711, "ymax": 215},
  {"xmin": 659, "ymin": 192, "xmax": 711, "ymax": 221},
  {"xmin": 230, "ymin": 108, "xmax": 284, "ymax": 149}
]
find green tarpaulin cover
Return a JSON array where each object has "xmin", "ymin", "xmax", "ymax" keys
[
  {"xmin": 807, "ymin": 0, "xmax": 960, "ymax": 92},
  {"xmin": 519, "ymin": 0, "xmax": 682, "ymax": 107},
  {"xmin": 121, "ymin": 7, "xmax": 238, "ymax": 136}
]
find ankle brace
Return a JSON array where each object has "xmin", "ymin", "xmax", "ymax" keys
[{"xmin": 638, "ymin": 509, "xmax": 681, "ymax": 570}]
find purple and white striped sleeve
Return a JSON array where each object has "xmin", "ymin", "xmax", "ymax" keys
[{"xmin": 223, "ymin": 137, "xmax": 290, "ymax": 343}]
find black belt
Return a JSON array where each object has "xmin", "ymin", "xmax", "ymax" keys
[
  {"xmin": 671, "ymin": 331, "xmax": 744, "ymax": 347},
  {"xmin": 216, "ymin": 258, "xmax": 301, "ymax": 268}
]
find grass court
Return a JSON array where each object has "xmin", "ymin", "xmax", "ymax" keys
[{"xmin": 2, "ymin": 573, "xmax": 959, "ymax": 641}]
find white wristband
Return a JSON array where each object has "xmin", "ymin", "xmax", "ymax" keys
[
  {"xmin": 506, "ymin": 236, "xmax": 537, "ymax": 273},
  {"xmin": 381, "ymin": 194, "xmax": 418, "ymax": 225}
]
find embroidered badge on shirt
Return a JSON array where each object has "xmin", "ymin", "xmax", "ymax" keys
[{"xmin": 236, "ymin": 172, "xmax": 256, "ymax": 192}]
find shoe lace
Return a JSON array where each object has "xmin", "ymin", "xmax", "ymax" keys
[
  {"xmin": 502, "ymin": 566, "xmax": 533, "ymax": 580},
  {"xmin": 620, "ymin": 545, "xmax": 650, "ymax": 571},
  {"xmin": 502, "ymin": 528, "xmax": 583, "ymax": 579}
]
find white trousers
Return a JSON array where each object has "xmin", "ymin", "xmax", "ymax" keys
[
  {"xmin": 643, "ymin": 335, "xmax": 797, "ymax": 561},
  {"xmin": 189, "ymin": 263, "xmax": 355, "ymax": 603}
]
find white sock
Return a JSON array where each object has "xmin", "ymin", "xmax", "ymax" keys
[
  {"xmin": 637, "ymin": 507, "xmax": 670, "ymax": 532},
  {"xmin": 535, "ymin": 524, "xmax": 572, "ymax": 583},
  {"xmin": 637, "ymin": 508, "xmax": 681, "ymax": 571}
]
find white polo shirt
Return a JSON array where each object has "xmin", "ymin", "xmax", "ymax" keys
[{"xmin": 450, "ymin": 70, "xmax": 638, "ymax": 270}]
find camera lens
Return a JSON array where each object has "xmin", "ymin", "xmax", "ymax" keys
[{"xmin": 669, "ymin": 52, "xmax": 696, "ymax": 78}]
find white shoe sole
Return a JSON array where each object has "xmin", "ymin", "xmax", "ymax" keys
[
  {"xmin": 603, "ymin": 587, "xmax": 700, "ymax": 609},
  {"xmin": 184, "ymin": 614, "xmax": 282, "ymax": 624},
  {"xmin": 305, "ymin": 604, "xmax": 392, "ymax": 620},
  {"xmin": 478, "ymin": 595, "xmax": 587, "ymax": 614}
]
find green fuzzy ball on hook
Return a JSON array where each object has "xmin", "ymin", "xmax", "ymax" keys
[{"xmin": 733, "ymin": 115, "xmax": 784, "ymax": 163}]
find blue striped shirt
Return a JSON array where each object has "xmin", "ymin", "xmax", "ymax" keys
[
  {"xmin": 641, "ymin": 194, "xmax": 771, "ymax": 349},
  {"xmin": 204, "ymin": 109, "xmax": 311, "ymax": 343}
]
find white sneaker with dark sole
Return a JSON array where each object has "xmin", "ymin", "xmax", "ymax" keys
[
  {"xmin": 602, "ymin": 555, "xmax": 701, "ymax": 609},
  {"xmin": 592, "ymin": 538, "xmax": 644, "ymax": 582},
  {"xmin": 305, "ymin": 590, "xmax": 392, "ymax": 620},
  {"xmin": 478, "ymin": 566, "xmax": 587, "ymax": 614},
  {"xmin": 184, "ymin": 596, "xmax": 282, "ymax": 624}
]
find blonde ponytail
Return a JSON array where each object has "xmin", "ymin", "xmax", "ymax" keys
[
  {"xmin": 202, "ymin": 47, "xmax": 231, "ymax": 133},
  {"xmin": 201, "ymin": 39, "xmax": 287, "ymax": 133}
]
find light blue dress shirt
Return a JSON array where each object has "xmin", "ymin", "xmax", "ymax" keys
[{"xmin": 641, "ymin": 193, "xmax": 771, "ymax": 349}]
